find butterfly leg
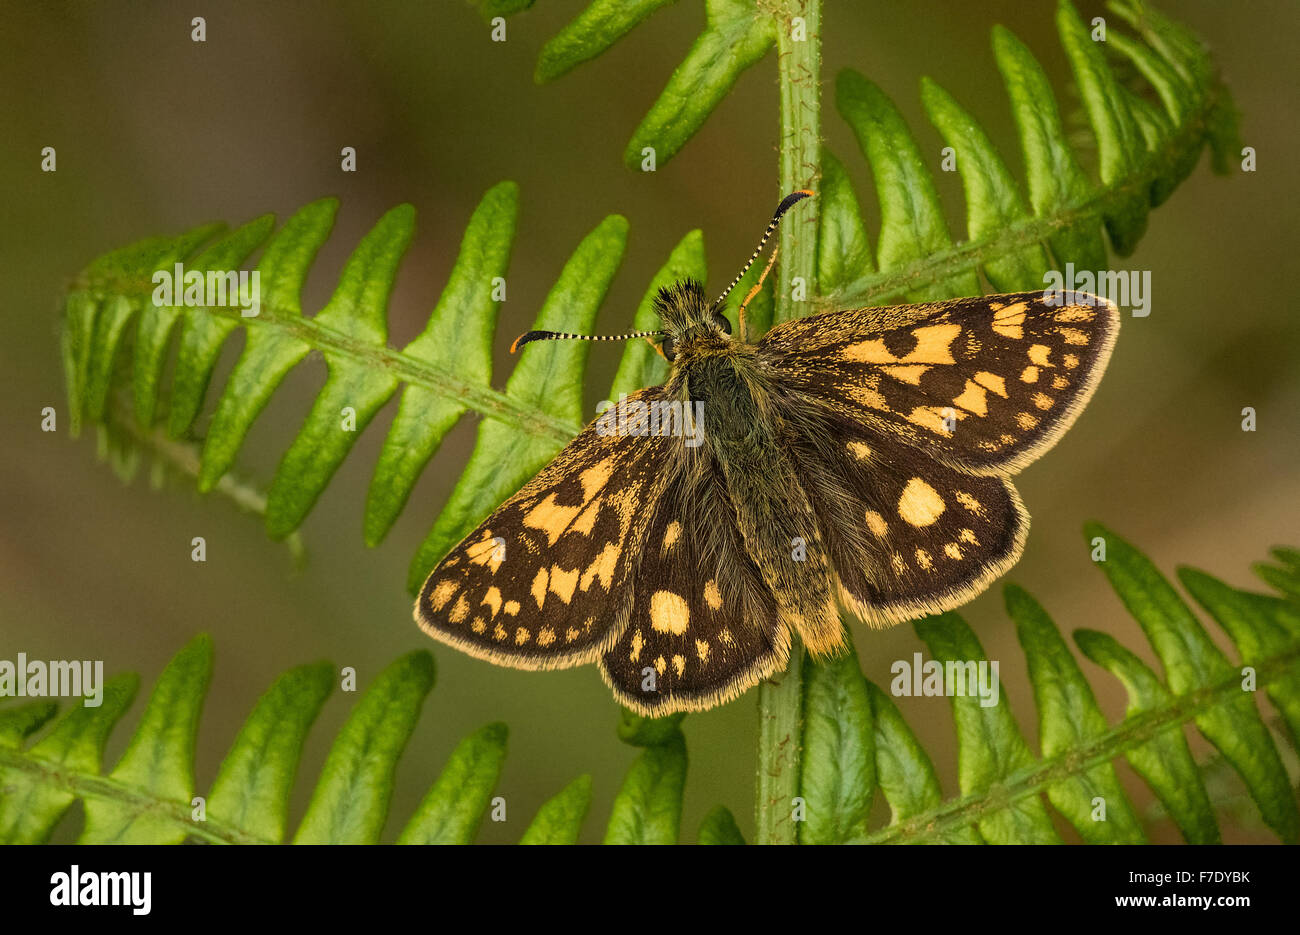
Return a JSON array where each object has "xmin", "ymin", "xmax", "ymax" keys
[{"xmin": 737, "ymin": 245, "xmax": 780, "ymax": 343}]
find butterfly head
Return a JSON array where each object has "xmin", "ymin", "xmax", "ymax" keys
[{"xmin": 652, "ymin": 279, "xmax": 732, "ymax": 362}]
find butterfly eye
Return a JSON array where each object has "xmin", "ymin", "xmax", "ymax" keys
[
  {"xmin": 714, "ymin": 313, "xmax": 732, "ymax": 335},
  {"xmin": 661, "ymin": 336, "xmax": 677, "ymax": 361}
]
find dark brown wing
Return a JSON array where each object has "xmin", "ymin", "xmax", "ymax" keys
[
  {"xmin": 784, "ymin": 404, "xmax": 1028, "ymax": 625},
  {"xmin": 414, "ymin": 387, "xmax": 678, "ymax": 669},
  {"xmin": 598, "ymin": 460, "xmax": 790, "ymax": 715},
  {"xmin": 759, "ymin": 291, "xmax": 1118, "ymax": 475}
]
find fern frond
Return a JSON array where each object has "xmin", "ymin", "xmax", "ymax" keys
[
  {"xmin": 818, "ymin": 0, "xmax": 1239, "ymax": 308},
  {"xmin": 59, "ymin": 182, "xmax": 708, "ymax": 591},
  {"xmin": 796, "ymin": 532, "xmax": 1300, "ymax": 845},
  {"xmin": 0, "ymin": 641, "xmax": 594, "ymax": 844}
]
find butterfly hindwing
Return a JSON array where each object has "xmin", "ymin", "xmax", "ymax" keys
[
  {"xmin": 760, "ymin": 291, "xmax": 1118, "ymax": 474},
  {"xmin": 415, "ymin": 387, "xmax": 678, "ymax": 669},
  {"xmin": 598, "ymin": 464, "xmax": 789, "ymax": 714},
  {"xmin": 785, "ymin": 405, "xmax": 1028, "ymax": 626}
]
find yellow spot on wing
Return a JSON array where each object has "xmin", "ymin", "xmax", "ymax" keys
[
  {"xmin": 696, "ymin": 640, "xmax": 710, "ymax": 664},
  {"xmin": 952, "ymin": 379, "xmax": 990, "ymax": 417},
  {"xmin": 959, "ymin": 528, "xmax": 979, "ymax": 545},
  {"xmin": 482, "ymin": 586, "xmax": 502, "ymax": 617},
  {"xmin": 1055, "ymin": 305, "xmax": 1094, "ymax": 322},
  {"xmin": 523, "ymin": 493, "xmax": 582, "ymax": 546},
  {"xmin": 881, "ymin": 364, "xmax": 930, "ymax": 385},
  {"xmin": 1016, "ymin": 411, "xmax": 1038, "ymax": 430},
  {"xmin": 538, "ymin": 627, "xmax": 556, "ymax": 647},
  {"xmin": 1063, "ymin": 353, "xmax": 1080, "ymax": 369},
  {"xmin": 450, "ymin": 594, "xmax": 470, "ymax": 624},
  {"xmin": 847, "ymin": 440, "xmax": 872, "ymax": 461},
  {"xmin": 898, "ymin": 478, "xmax": 945, "ymax": 527},
  {"xmin": 915, "ymin": 549, "xmax": 934, "ymax": 570},
  {"xmin": 842, "ymin": 324, "xmax": 961, "ymax": 365},
  {"xmin": 1020, "ymin": 365, "xmax": 1039, "ymax": 383},
  {"xmin": 955, "ymin": 491, "xmax": 986, "ymax": 518},
  {"xmin": 548, "ymin": 565, "xmax": 579, "ymax": 603},
  {"xmin": 1057, "ymin": 327, "xmax": 1089, "ymax": 345},
  {"xmin": 908, "ymin": 405, "xmax": 956, "ymax": 436},
  {"xmin": 531, "ymin": 567, "xmax": 549, "ymax": 609},
  {"xmin": 865, "ymin": 510, "xmax": 889, "ymax": 537},
  {"xmin": 650, "ymin": 591, "xmax": 690, "ymax": 635},
  {"xmin": 571, "ymin": 498, "xmax": 601, "ymax": 536},
  {"xmin": 579, "ymin": 461, "xmax": 615, "ymax": 501},
  {"xmin": 504, "ymin": 600, "xmax": 520, "ymax": 616},
  {"xmin": 992, "ymin": 301, "xmax": 1027, "ymax": 338},
  {"xmin": 944, "ymin": 542, "xmax": 963, "ymax": 560},
  {"xmin": 430, "ymin": 579, "xmax": 457, "ymax": 612},
  {"xmin": 672, "ymin": 655, "xmax": 686, "ymax": 677},
  {"xmin": 1033, "ymin": 392, "xmax": 1054, "ymax": 410},
  {"xmin": 629, "ymin": 629, "xmax": 643, "ymax": 662},
  {"xmin": 704, "ymin": 580, "xmax": 722, "ymax": 610},
  {"xmin": 515, "ymin": 627, "xmax": 530, "ymax": 645},
  {"xmin": 663, "ymin": 521, "xmax": 682, "ymax": 549},
  {"xmin": 471, "ymin": 617, "xmax": 486, "ymax": 634},
  {"xmin": 1028, "ymin": 344, "xmax": 1053, "ymax": 367},
  {"xmin": 580, "ymin": 542, "xmax": 619, "ymax": 591},
  {"xmin": 973, "ymin": 371, "xmax": 1008, "ymax": 397},
  {"xmin": 466, "ymin": 535, "xmax": 503, "ymax": 571},
  {"xmin": 1052, "ymin": 374, "xmax": 1069, "ymax": 390}
]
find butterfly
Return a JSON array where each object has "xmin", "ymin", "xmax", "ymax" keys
[{"xmin": 414, "ymin": 191, "xmax": 1118, "ymax": 716}]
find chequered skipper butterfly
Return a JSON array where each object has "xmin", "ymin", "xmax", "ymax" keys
[{"xmin": 415, "ymin": 192, "xmax": 1118, "ymax": 715}]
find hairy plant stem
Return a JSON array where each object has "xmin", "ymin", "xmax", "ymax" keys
[{"xmin": 756, "ymin": 0, "xmax": 821, "ymax": 846}]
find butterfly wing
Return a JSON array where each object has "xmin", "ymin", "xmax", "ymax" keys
[
  {"xmin": 762, "ymin": 291, "xmax": 1115, "ymax": 625},
  {"xmin": 598, "ymin": 459, "xmax": 790, "ymax": 714},
  {"xmin": 785, "ymin": 404, "xmax": 1028, "ymax": 625},
  {"xmin": 760, "ymin": 291, "xmax": 1118, "ymax": 474},
  {"xmin": 414, "ymin": 387, "xmax": 679, "ymax": 669}
]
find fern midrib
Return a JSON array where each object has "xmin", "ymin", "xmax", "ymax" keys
[
  {"xmin": 859, "ymin": 640, "xmax": 1300, "ymax": 844},
  {"xmin": 819, "ymin": 80, "xmax": 1224, "ymax": 310},
  {"xmin": 71, "ymin": 283, "xmax": 581, "ymax": 443},
  {"xmin": 0, "ymin": 750, "xmax": 270, "ymax": 845}
]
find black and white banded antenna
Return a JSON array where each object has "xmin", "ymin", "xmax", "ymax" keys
[
  {"xmin": 710, "ymin": 189, "xmax": 815, "ymax": 309},
  {"xmin": 508, "ymin": 190, "xmax": 814, "ymax": 353},
  {"xmin": 510, "ymin": 328, "xmax": 665, "ymax": 353}
]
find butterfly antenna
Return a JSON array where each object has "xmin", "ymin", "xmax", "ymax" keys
[
  {"xmin": 711, "ymin": 189, "xmax": 815, "ymax": 308},
  {"xmin": 510, "ymin": 329, "xmax": 665, "ymax": 353}
]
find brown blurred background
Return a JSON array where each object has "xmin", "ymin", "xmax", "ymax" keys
[{"xmin": 1, "ymin": 1, "xmax": 1296, "ymax": 843}]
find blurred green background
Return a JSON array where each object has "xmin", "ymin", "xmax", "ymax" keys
[{"xmin": 1, "ymin": 0, "xmax": 1296, "ymax": 843}]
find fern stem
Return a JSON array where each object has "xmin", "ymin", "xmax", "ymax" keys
[{"xmin": 756, "ymin": 0, "xmax": 821, "ymax": 847}]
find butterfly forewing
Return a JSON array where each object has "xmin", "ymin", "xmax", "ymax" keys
[
  {"xmin": 760, "ymin": 291, "xmax": 1118, "ymax": 474},
  {"xmin": 415, "ymin": 387, "xmax": 678, "ymax": 669}
]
